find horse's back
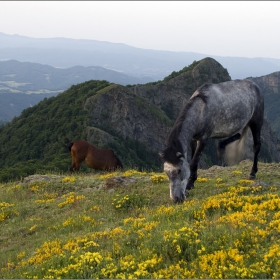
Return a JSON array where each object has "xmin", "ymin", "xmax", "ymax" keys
[
  {"xmin": 69, "ymin": 140, "xmax": 123, "ymax": 171},
  {"xmin": 193, "ymin": 80, "xmax": 263, "ymax": 109},
  {"xmin": 86, "ymin": 145, "xmax": 121, "ymax": 170},
  {"xmin": 212, "ymin": 79, "xmax": 264, "ymax": 120},
  {"xmin": 71, "ymin": 140, "xmax": 89, "ymax": 157},
  {"xmin": 192, "ymin": 80, "xmax": 263, "ymax": 138}
]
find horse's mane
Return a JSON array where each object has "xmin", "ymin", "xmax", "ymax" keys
[
  {"xmin": 162, "ymin": 90, "xmax": 208, "ymax": 164},
  {"xmin": 167, "ymin": 89, "xmax": 208, "ymax": 146}
]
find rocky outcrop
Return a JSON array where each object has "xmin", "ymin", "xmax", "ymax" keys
[
  {"xmin": 84, "ymin": 84, "xmax": 171, "ymax": 151},
  {"xmin": 103, "ymin": 176, "xmax": 137, "ymax": 190},
  {"xmin": 86, "ymin": 126, "xmax": 116, "ymax": 147},
  {"xmin": 83, "ymin": 57, "xmax": 280, "ymax": 166},
  {"xmin": 134, "ymin": 57, "xmax": 231, "ymax": 121},
  {"xmin": 249, "ymin": 72, "xmax": 280, "ymax": 95},
  {"xmin": 249, "ymin": 71, "xmax": 280, "ymax": 136},
  {"xmin": 21, "ymin": 174, "xmax": 63, "ymax": 184}
]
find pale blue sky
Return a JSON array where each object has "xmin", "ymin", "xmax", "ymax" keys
[{"xmin": 1, "ymin": 1, "xmax": 280, "ymax": 59}]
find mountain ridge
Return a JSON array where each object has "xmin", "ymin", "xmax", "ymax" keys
[{"xmin": 1, "ymin": 32, "xmax": 280, "ymax": 81}]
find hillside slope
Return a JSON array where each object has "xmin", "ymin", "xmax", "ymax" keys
[{"xmin": 1, "ymin": 161, "xmax": 280, "ymax": 278}]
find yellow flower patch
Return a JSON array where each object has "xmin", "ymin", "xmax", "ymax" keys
[
  {"xmin": 150, "ymin": 174, "xmax": 168, "ymax": 183},
  {"xmin": 62, "ymin": 176, "xmax": 76, "ymax": 183},
  {"xmin": 58, "ymin": 192, "xmax": 85, "ymax": 208},
  {"xmin": 197, "ymin": 177, "xmax": 208, "ymax": 182}
]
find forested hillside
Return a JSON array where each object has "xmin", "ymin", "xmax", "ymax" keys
[
  {"xmin": 0, "ymin": 80, "xmax": 110, "ymax": 181},
  {"xmin": 0, "ymin": 79, "xmax": 162, "ymax": 181},
  {"xmin": 0, "ymin": 58, "xmax": 279, "ymax": 182}
]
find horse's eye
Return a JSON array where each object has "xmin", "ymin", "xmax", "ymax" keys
[{"xmin": 178, "ymin": 169, "xmax": 181, "ymax": 174}]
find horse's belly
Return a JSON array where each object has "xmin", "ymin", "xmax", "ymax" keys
[
  {"xmin": 210, "ymin": 107, "xmax": 251, "ymax": 138},
  {"xmin": 85, "ymin": 156, "xmax": 115, "ymax": 170},
  {"xmin": 211, "ymin": 129, "xmax": 241, "ymax": 139},
  {"xmin": 211, "ymin": 121, "xmax": 247, "ymax": 138}
]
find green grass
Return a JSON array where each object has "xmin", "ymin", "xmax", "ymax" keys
[{"xmin": 1, "ymin": 161, "xmax": 280, "ymax": 278}]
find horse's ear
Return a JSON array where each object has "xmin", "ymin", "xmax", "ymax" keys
[
  {"xmin": 158, "ymin": 152, "xmax": 164, "ymax": 158},
  {"xmin": 176, "ymin": 152, "xmax": 183, "ymax": 158}
]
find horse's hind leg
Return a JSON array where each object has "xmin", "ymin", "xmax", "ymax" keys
[{"xmin": 249, "ymin": 123, "xmax": 262, "ymax": 179}]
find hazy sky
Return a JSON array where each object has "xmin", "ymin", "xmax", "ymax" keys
[{"xmin": 1, "ymin": 1, "xmax": 280, "ymax": 59}]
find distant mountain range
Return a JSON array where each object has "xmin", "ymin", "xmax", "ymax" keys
[
  {"xmin": 0, "ymin": 60, "xmax": 152, "ymax": 121},
  {"xmin": 1, "ymin": 32, "xmax": 280, "ymax": 130},
  {"xmin": 1, "ymin": 32, "xmax": 280, "ymax": 81},
  {"xmin": 0, "ymin": 59, "xmax": 151, "ymax": 94}
]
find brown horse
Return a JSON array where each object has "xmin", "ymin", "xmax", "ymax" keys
[{"xmin": 66, "ymin": 140, "xmax": 123, "ymax": 172}]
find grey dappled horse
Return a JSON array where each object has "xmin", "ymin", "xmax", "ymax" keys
[{"xmin": 159, "ymin": 79, "xmax": 264, "ymax": 203}]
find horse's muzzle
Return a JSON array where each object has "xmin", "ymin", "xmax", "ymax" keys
[{"xmin": 171, "ymin": 192, "xmax": 186, "ymax": 204}]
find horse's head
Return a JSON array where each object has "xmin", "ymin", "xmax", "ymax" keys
[{"xmin": 159, "ymin": 141, "xmax": 190, "ymax": 203}]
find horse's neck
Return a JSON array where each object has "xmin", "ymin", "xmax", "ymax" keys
[
  {"xmin": 178, "ymin": 104, "xmax": 202, "ymax": 154},
  {"xmin": 178, "ymin": 127, "xmax": 195, "ymax": 157}
]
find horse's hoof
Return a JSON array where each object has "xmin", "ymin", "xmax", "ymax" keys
[
  {"xmin": 186, "ymin": 182, "xmax": 194, "ymax": 191},
  {"xmin": 249, "ymin": 174, "xmax": 256, "ymax": 180}
]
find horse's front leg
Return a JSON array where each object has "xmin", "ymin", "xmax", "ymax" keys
[
  {"xmin": 186, "ymin": 140, "xmax": 207, "ymax": 194},
  {"xmin": 69, "ymin": 162, "xmax": 75, "ymax": 173},
  {"xmin": 69, "ymin": 161, "xmax": 81, "ymax": 173}
]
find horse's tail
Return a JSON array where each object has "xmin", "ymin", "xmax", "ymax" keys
[{"xmin": 224, "ymin": 126, "xmax": 249, "ymax": 166}]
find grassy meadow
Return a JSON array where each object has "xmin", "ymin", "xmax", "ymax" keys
[{"xmin": 1, "ymin": 160, "xmax": 280, "ymax": 279}]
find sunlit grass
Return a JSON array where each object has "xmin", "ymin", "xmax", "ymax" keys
[{"xmin": 1, "ymin": 161, "xmax": 280, "ymax": 278}]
